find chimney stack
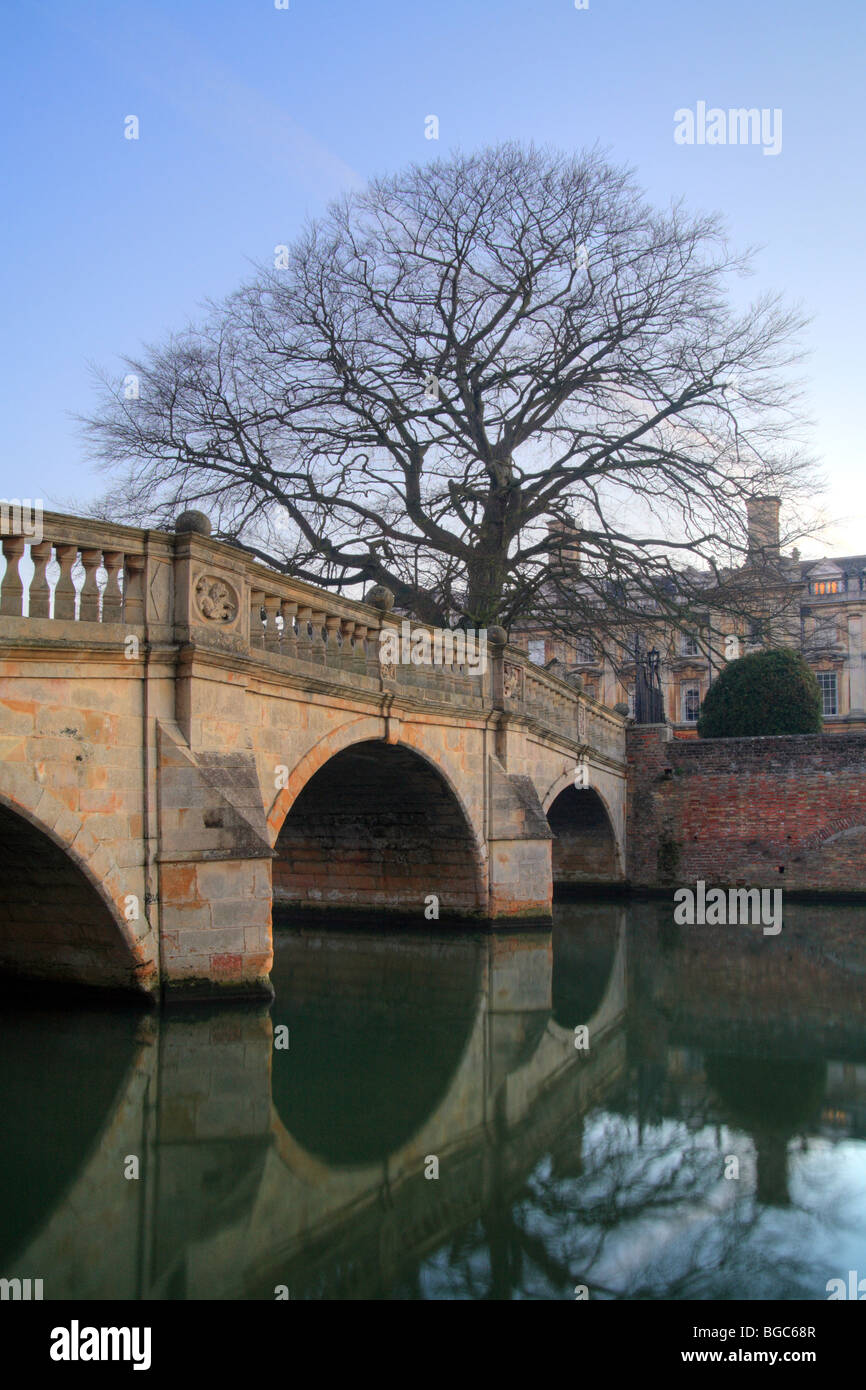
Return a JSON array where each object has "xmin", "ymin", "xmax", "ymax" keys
[
  {"xmin": 547, "ymin": 518, "xmax": 581, "ymax": 572},
  {"xmin": 746, "ymin": 495, "xmax": 780, "ymax": 560}
]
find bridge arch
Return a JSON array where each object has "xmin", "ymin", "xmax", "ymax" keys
[
  {"xmin": 270, "ymin": 733, "xmax": 487, "ymax": 917},
  {"xmin": 543, "ymin": 771, "xmax": 625, "ymax": 886},
  {"xmin": 0, "ymin": 785, "xmax": 152, "ymax": 993}
]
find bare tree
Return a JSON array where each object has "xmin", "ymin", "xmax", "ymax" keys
[{"xmin": 82, "ymin": 141, "xmax": 819, "ymax": 634}]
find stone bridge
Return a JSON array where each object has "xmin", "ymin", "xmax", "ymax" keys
[{"xmin": 0, "ymin": 511, "xmax": 626, "ymax": 1000}]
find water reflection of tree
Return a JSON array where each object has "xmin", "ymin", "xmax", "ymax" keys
[{"xmin": 433, "ymin": 1091, "xmax": 826, "ymax": 1300}]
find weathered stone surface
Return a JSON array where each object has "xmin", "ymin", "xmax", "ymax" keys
[{"xmin": 0, "ymin": 510, "xmax": 628, "ymax": 1000}]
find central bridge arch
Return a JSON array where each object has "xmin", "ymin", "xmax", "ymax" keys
[{"xmin": 271, "ymin": 738, "xmax": 487, "ymax": 918}]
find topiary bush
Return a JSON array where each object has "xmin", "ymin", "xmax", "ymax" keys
[{"xmin": 697, "ymin": 647, "xmax": 823, "ymax": 738}]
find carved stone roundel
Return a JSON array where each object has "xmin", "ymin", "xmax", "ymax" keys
[{"xmin": 195, "ymin": 574, "xmax": 239, "ymax": 623}]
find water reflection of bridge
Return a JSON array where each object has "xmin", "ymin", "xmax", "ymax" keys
[
  {"xmin": 2, "ymin": 918, "xmax": 627, "ymax": 1300},
  {"xmin": 3, "ymin": 903, "xmax": 866, "ymax": 1300}
]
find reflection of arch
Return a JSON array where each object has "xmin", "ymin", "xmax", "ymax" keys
[
  {"xmin": 0, "ymin": 1007, "xmax": 142, "ymax": 1267},
  {"xmin": 545, "ymin": 783, "xmax": 622, "ymax": 886},
  {"xmin": 269, "ymin": 928, "xmax": 484, "ymax": 1168},
  {"xmin": 0, "ymin": 791, "xmax": 149, "ymax": 991},
  {"xmin": 705, "ymin": 1056, "xmax": 827, "ymax": 1134},
  {"xmin": 272, "ymin": 738, "xmax": 486, "ymax": 917},
  {"xmin": 551, "ymin": 912, "xmax": 621, "ymax": 1028},
  {"xmin": 545, "ymin": 910, "xmax": 627, "ymax": 1044}
]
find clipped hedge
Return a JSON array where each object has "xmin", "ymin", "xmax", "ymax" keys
[{"xmin": 697, "ymin": 647, "xmax": 823, "ymax": 738}]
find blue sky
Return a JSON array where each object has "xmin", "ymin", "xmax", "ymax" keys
[{"xmin": 1, "ymin": 0, "xmax": 863, "ymax": 555}]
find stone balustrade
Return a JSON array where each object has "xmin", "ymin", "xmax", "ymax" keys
[
  {"xmin": 0, "ymin": 513, "xmax": 147, "ymax": 626},
  {"xmin": 0, "ymin": 510, "xmax": 621, "ymax": 748},
  {"xmin": 243, "ymin": 557, "xmax": 384, "ymax": 682},
  {"xmin": 227, "ymin": 553, "xmax": 491, "ymax": 705},
  {"xmin": 499, "ymin": 646, "xmax": 624, "ymax": 758}
]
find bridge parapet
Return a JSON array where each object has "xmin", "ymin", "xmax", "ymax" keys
[
  {"xmin": 0, "ymin": 512, "xmax": 488, "ymax": 703},
  {"xmin": 239, "ymin": 553, "xmax": 490, "ymax": 707},
  {"xmin": 497, "ymin": 646, "xmax": 624, "ymax": 759},
  {"xmin": 0, "ymin": 511, "xmax": 152, "ymax": 630},
  {"xmin": 0, "ymin": 511, "xmax": 621, "ymax": 751}
]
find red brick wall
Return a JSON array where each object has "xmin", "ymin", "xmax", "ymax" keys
[
  {"xmin": 627, "ymin": 726, "xmax": 866, "ymax": 892},
  {"xmin": 273, "ymin": 743, "xmax": 483, "ymax": 916}
]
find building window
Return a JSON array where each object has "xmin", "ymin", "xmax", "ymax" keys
[
  {"xmin": 575, "ymin": 637, "xmax": 596, "ymax": 664},
  {"xmin": 811, "ymin": 579, "xmax": 842, "ymax": 596},
  {"xmin": 528, "ymin": 639, "xmax": 546, "ymax": 666},
  {"xmin": 817, "ymin": 671, "xmax": 838, "ymax": 716},
  {"xmin": 681, "ymin": 632, "xmax": 699, "ymax": 657},
  {"xmin": 627, "ymin": 683, "xmax": 636, "ymax": 719},
  {"xmin": 682, "ymin": 684, "xmax": 701, "ymax": 723}
]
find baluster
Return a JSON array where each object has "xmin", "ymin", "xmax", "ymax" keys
[
  {"xmin": 123, "ymin": 554, "xmax": 145, "ymax": 624},
  {"xmin": 249, "ymin": 589, "xmax": 265, "ymax": 647},
  {"xmin": 78, "ymin": 549, "xmax": 102, "ymax": 622},
  {"xmin": 28, "ymin": 540, "xmax": 53, "ymax": 619},
  {"xmin": 323, "ymin": 614, "xmax": 341, "ymax": 666},
  {"xmin": 102, "ymin": 551, "xmax": 123, "ymax": 622},
  {"xmin": 263, "ymin": 594, "xmax": 281, "ymax": 651},
  {"xmin": 365, "ymin": 619, "xmax": 382, "ymax": 677},
  {"xmin": 280, "ymin": 600, "xmax": 298, "ymax": 658},
  {"xmin": 311, "ymin": 610, "xmax": 327, "ymax": 663},
  {"xmin": 0, "ymin": 536, "xmax": 26, "ymax": 616},
  {"xmin": 340, "ymin": 619, "xmax": 357, "ymax": 672},
  {"xmin": 296, "ymin": 605, "xmax": 313, "ymax": 660},
  {"xmin": 352, "ymin": 623, "xmax": 368, "ymax": 676},
  {"xmin": 399, "ymin": 623, "xmax": 412, "ymax": 675},
  {"xmin": 383, "ymin": 620, "xmax": 402, "ymax": 679},
  {"xmin": 54, "ymin": 544, "xmax": 78, "ymax": 620}
]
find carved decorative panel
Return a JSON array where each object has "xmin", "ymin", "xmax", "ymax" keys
[{"xmin": 194, "ymin": 574, "xmax": 239, "ymax": 624}]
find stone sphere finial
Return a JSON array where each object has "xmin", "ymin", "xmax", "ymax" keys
[
  {"xmin": 365, "ymin": 585, "xmax": 395, "ymax": 612},
  {"xmin": 175, "ymin": 510, "xmax": 212, "ymax": 536},
  {"xmin": 487, "ymin": 624, "xmax": 508, "ymax": 646},
  {"xmin": 613, "ymin": 701, "xmax": 630, "ymax": 717}
]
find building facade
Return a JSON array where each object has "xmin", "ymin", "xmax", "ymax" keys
[{"xmin": 514, "ymin": 499, "xmax": 866, "ymax": 736}]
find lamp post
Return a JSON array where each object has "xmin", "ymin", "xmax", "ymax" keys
[{"xmin": 635, "ymin": 645, "xmax": 664, "ymax": 724}]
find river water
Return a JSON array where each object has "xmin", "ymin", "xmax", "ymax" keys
[{"xmin": 1, "ymin": 897, "xmax": 865, "ymax": 1300}]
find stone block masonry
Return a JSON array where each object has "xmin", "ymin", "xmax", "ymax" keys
[
  {"xmin": 273, "ymin": 742, "xmax": 483, "ymax": 916},
  {"xmin": 0, "ymin": 508, "xmax": 627, "ymax": 999},
  {"xmin": 627, "ymin": 725, "xmax": 866, "ymax": 894}
]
